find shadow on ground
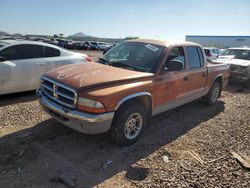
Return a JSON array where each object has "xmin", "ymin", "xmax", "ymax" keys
[
  {"xmin": 0, "ymin": 90, "xmax": 37, "ymax": 107},
  {"xmin": 0, "ymin": 99, "xmax": 225, "ymax": 188}
]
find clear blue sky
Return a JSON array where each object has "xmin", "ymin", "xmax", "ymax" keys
[{"xmin": 0, "ymin": 0, "xmax": 249, "ymax": 40}]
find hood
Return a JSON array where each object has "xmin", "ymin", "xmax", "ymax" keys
[
  {"xmin": 215, "ymin": 57, "xmax": 250, "ymax": 67},
  {"xmin": 44, "ymin": 62, "xmax": 153, "ymax": 91}
]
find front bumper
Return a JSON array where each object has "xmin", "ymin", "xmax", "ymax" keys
[
  {"xmin": 37, "ymin": 89, "xmax": 114, "ymax": 134},
  {"xmin": 229, "ymin": 72, "xmax": 250, "ymax": 83}
]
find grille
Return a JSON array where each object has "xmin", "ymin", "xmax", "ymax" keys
[{"xmin": 41, "ymin": 76, "xmax": 77, "ymax": 108}]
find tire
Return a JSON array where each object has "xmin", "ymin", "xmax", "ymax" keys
[
  {"xmin": 204, "ymin": 82, "xmax": 221, "ymax": 106},
  {"xmin": 244, "ymin": 79, "xmax": 250, "ymax": 88},
  {"xmin": 109, "ymin": 103, "xmax": 147, "ymax": 146}
]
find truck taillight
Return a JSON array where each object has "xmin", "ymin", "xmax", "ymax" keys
[{"xmin": 85, "ymin": 55, "xmax": 92, "ymax": 62}]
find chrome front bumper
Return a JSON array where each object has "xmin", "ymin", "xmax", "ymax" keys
[
  {"xmin": 37, "ymin": 89, "xmax": 114, "ymax": 134},
  {"xmin": 230, "ymin": 72, "xmax": 250, "ymax": 83}
]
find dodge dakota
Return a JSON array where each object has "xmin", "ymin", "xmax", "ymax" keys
[{"xmin": 37, "ymin": 39, "xmax": 230, "ymax": 145}]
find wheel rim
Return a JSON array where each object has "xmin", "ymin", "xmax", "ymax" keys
[
  {"xmin": 124, "ymin": 113, "xmax": 143, "ymax": 140},
  {"xmin": 212, "ymin": 85, "xmax": 220, "ymax": 103}
]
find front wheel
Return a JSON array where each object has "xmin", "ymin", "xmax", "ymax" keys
[
  {"xmin": 109, "ymin": 103, "xmax": 146, "ymax": 146},
  {"xmin": 244, "ymin": 79, "xmax": 250, "ymax": 88},
  {"xmin": 204, "ymin": 82, "xmax": 221, "ymax": 106}
]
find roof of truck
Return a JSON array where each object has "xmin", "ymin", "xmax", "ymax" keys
[{"xmin": 128, "ymin": 39, "xmax": 200, "ymax": 48}]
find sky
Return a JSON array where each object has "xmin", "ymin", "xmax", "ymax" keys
[{"xmin": 0, "ymin": 0, "xmax": 250, "ymax": 40}]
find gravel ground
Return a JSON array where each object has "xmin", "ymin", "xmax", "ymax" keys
[{"xmin": 0, "ymin": 85, "xmax": 249, "ymax": 188}]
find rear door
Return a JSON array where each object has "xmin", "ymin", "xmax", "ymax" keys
[
  {"xmin": 185, "ymin": 46, "xmax": 207, "ymax": 98},
  {"xmin": 0, "ymin": 44, "xmax": 47, "ymax": 94}
]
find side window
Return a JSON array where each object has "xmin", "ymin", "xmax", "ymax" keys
[
  {"xmin": 44, "ymin": 47, "xmax": 60, "ymax": 57},
  {"xmin": 25, "ymin": 45, "xmax": 43, "ymax": 59},
  {"xmin": 186, "ymin": 46, "xmax": 202, "ymax": 68},
  {"xmin": 166, "ymin": 47, "xmax": 185, "ymax": 70},
  {"xmin": 0, "ymin": 45, "xmax": 43, "ymax": 60},
  {"xmin": 0, "ymin": 46, "xmax": 22, "ymax": 60},
  {"xmin": 197, "ymin": 47, "xmax": 204, "ymax": 66}
]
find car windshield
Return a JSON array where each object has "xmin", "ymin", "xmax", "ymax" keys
[
  {"xmin": 212, "ymin": 49, "xmax": 220, "ymax": 54},
  {"xmin": 222, "ymin": 49, "xmax": 250, "ymax": 60},
  {"xmin": 0, "ymin": 42, "xmax": 8, "ymax": 48},
  {"xmin": 100, "ymin": 42, "xmax": 165, "ymax": 73}
]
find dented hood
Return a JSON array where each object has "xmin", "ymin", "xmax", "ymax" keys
[{"xmin": 44, "ymin": 62, "xmax": 153, "ymax": 91}]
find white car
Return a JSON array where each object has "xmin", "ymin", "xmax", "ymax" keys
[
  {"xmin": 204, "ymin": 47, "xmax": 220, "ymax": 61},
  {"xmin": 0, "ymin": 40, "xmax": 91, "ymax": 95},
  {"xmin": 216, "ymin": 47, "xmax": 250, "ymax": 86},
  {"xmin": 97, "ymin": 42, "xmax": 110, "ymax": 50}
]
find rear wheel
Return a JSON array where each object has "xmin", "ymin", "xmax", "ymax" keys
[
  {"xmin": 109, "ymin": 103, "xmax": 146, "ymax": 146},
  {"xmin": 204, "ymin": 82, "xmax": 221, "ymax": 105}
]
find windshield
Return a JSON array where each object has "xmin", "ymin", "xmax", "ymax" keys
[
  {"xmin": 0, "ymin": 42, "xmax": 8, "ymax": 49},
  {"xmin": 101, "ymin": 42, "xmax": 165, "ymax": 73},
  {"xmin": 222, "ymin": 49, "xmax": 250, "ymax": 60}
]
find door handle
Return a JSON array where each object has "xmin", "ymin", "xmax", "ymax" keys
[
  {"xmin": 183, "ymin": 76, "xmax": 189, "ymax": 81},
  {"xmin": 36, "ymin": 63, "xmax": 46, "ymax": 66}
]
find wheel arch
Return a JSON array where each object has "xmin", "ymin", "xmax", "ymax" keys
[
  {"xmin": 211, "ymin": 74, "xmax": 223, "ymax": 97},
  {"xmin": 115, "ymin": 92, "xmax": 153, "ymax": 116}
]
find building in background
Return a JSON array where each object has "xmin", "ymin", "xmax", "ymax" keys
[{"xmin": 186, "ymin": 35, "xmax": 250, "ymax": 48}]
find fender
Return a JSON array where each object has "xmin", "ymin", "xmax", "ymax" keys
[
  {"xmin": 211, "ymin": 74, "xmax": 223, "ymax": 88},
  {"xmin": 115, "ymin": 92, "xmax": 152, "ymax": 111}
]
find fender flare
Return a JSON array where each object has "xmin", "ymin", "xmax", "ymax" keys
[
  {"xmin": 211, "ymin": 74, "xmax": 223, "ymax": 87},
  {"xmin": 115, "ymin": 92, "xmax": 152, "ymax": 111}
]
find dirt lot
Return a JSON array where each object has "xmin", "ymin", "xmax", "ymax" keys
[
  {"xmin": 0, "ymin": 51, "xmax": 249, "ymax": 188},
  {"xmin": 0, "ymin": 85, "xmax": 249, "ymax": 188}
]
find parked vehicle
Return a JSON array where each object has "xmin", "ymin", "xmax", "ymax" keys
[
  {"xmin": 37, "ymin": 39, "xmax": 230, "ymax": 145},
  {"xmin": 204, "ymin": 47, "xmax": 220, "ymax": 61},
  {"xmin": 57, "ymin": 39, "xmax": 74, "ymax": 49},
  {"xmin": 103, "ymin": 43, "xmax": 117, "ymax": 55},
  {"xmin": 216, "ymin": 47, "xmax": 250, "ymax": 86},
  {"xmin": 74, "ymin": 42, "xmax": 91, "ymax": 50},
  {"xmin": 87, "ymin": 42, "xmax": 99, "ymax": 50},
  {"xmin": 219, "ymin": 48, "xmax": 226, "ymax": 54},
  {"xmin": 96, "ymin": 42, "xmax": 110, "ymax": 50},
  {"xmin": 0, "ymin": 40, "xmax": 91, "ymax": 95}
]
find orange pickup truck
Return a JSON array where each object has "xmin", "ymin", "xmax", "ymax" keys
[{"xmin": 37, "ymin": 39, "xmax": 230, "ymax": 145}]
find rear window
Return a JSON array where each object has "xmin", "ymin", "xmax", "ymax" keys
[
  {"xmin": 44, "ymin": 47, "xmax": 60, "ymax": 57},
  {"xmin": 186, "ymin": 46, "xmax": 203, "ymax": 68}
]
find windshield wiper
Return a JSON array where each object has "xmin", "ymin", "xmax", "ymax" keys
[
  {"xmin": 99, "ymin": 58, "xmax": 146, "ymax": 72},
  {"xmin": 110, "ymin": 61, "xmax": 138, "ymax": 70},
  {"xmin": 99, "ymin": 57, "xmax": 109, "ymax": 65}
]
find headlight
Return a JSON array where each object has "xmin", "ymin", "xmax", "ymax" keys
[
  {"xmin": 78, "ymin": 97, "xmax": 104, "ymax": 108},
  {"xmin": 77, "ymin": 97, "xmax": 105, "ymax": 113},
  {"xmin": 239, "ymin": 66, "xmax": 249, "ymax": 73}
]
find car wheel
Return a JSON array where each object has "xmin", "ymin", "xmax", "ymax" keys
[
  {"xmin": 109, "ymin": 103, "xmax": 146, "ymax": 146},
  {"xmin": 204, "ymin": 82, "xmax": 221, "ymax": 106}
]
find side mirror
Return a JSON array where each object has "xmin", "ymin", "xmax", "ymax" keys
[
  {"xmin": 165, "ymin": 60, "xmax": 184, "ymax": 71},
  {"xmin": 0, "ymin": 56, "xmax": 6, "ymax": 62}
]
